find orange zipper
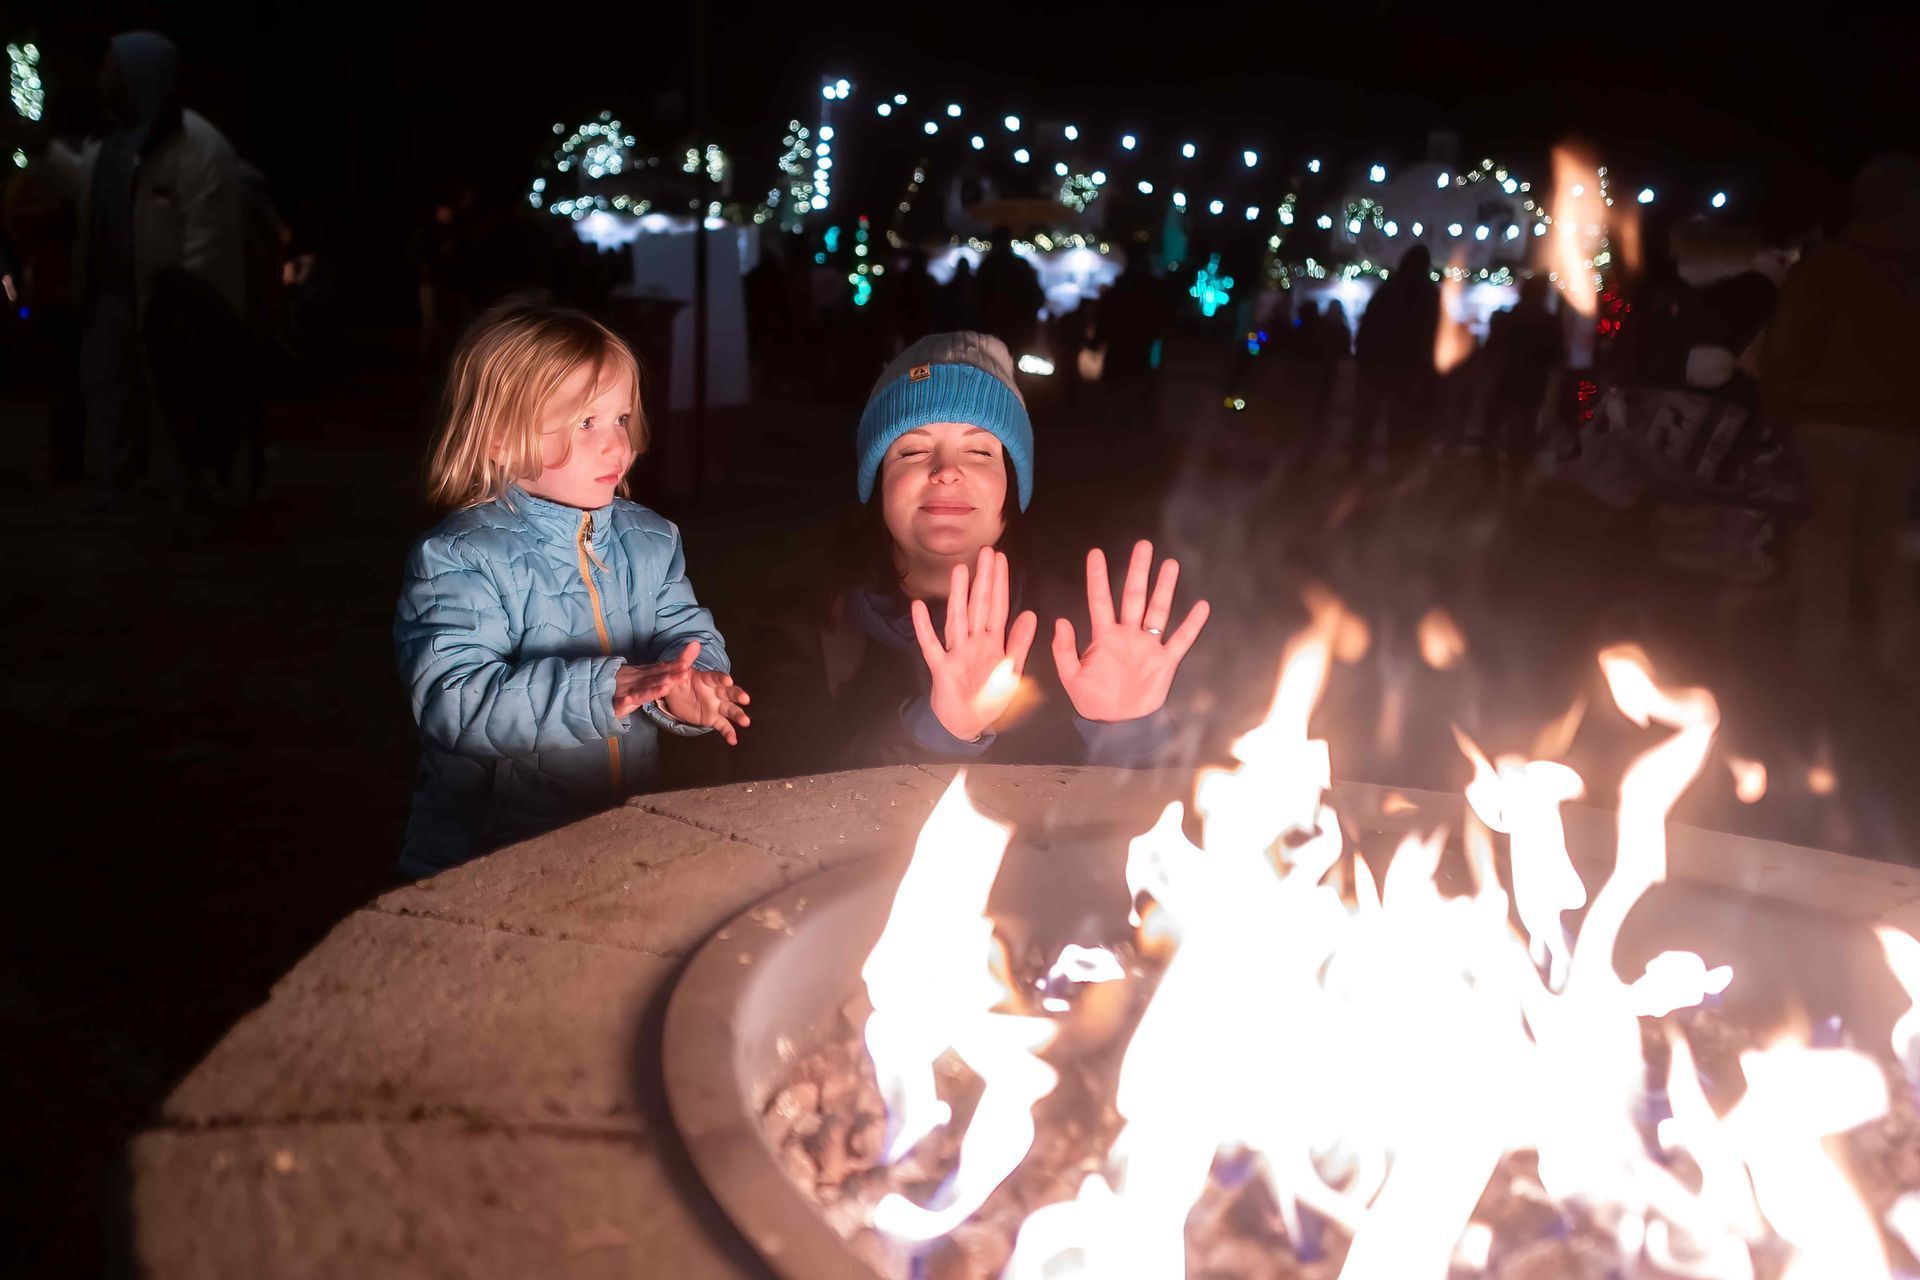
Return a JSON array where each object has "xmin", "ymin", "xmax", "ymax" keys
[{"xmin": 576, "ymin": 512, "xmax": 622, "ymax": 799}]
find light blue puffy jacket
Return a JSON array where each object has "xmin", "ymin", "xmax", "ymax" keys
[{"xmin": 393, "ymin": 486, "xmax": 729, "ymax": 877}]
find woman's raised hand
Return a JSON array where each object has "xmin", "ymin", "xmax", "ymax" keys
[
  {"xmin": 910, "ymin": 546, "xmax": 1039, "ymax": 742},
  {"xmin": 1053, "ymin": 541, "xmax": 1210, "ymax": 723}
]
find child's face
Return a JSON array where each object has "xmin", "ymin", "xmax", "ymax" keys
[
  {"xmin": 517, "ymin": 364, "xmax": 635, "ymax": 510},
  {"xmin": 879, "ymin": 422, "xmax": 1009, "ymax": 565}
]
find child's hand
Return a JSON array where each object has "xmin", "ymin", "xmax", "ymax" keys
[
  {"xmin": 1053, "ymin": 541, "xmax": 1210, "ymax": 723},
  {"xmin": 662, "ymin": 668, "xmax": 752, "ymax": 745},
  {"xmin": 910, "ymin": 546, "xmax": 1039, "ymax": 742},
  {"xmin": 612, "ymin": 641, "xmax": 701, "ymax": 718}
]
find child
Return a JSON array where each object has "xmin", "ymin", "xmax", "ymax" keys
[
  {"xmin": 738, "ymin": 330, "xmax": 1207, "ymax": 777},
  {"xmin": 394, "ymin": 302, "xmax": 749, "ymax": 877}
]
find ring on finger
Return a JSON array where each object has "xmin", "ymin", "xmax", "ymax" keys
[{"xmin": 1144, "ymin": 626, "xmax": 1164, "ymax": 637}]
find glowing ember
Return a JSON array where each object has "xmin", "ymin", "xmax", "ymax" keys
[
  {"xmin": 1729, "ymin": 756, "xmax": 1768, "ymax": 804},
  {"xmin": 844, "ymin": 609, "xmax": 1906, "ymax": 1278},
  {"xmin": 1417, "ymin": 608, "xmax": 1465, "ymax": 669}
]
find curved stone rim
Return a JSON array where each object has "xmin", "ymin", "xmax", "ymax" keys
[{"xmin": 663, "ymin": 857, "xmax": 898, "ymax": 1280}]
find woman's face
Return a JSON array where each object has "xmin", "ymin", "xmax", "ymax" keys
[{"xmin": 879, "ymin": 421, "xmax": 1009, "ymax": 566}]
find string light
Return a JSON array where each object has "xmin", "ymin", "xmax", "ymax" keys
[
  {"xmin": 894, "ymin": 93, "xmax": 908, "ymax": 104},
  {"xmin": 946, "ymin": 103, "xmax": 961, "ymax": 117},
  {"xmin": 1181, "ymin": 142, "xmax": 1197, "ymax": 159},
  {"xmin": 1637, "ymin": 187, "xmax": 1655, "ymax": 204},
  {"xmin": 877, "ymin": 103, "xmax": 891, "ymax": 116},
  {"xmin": 1307, "ymin": 158, "xmax": 1321, "ymax": 173},
  {"xmin": 1091, "ymin": 170, "xmax": 1106, "ymax": 185},
  {"xmin": 1189, "ymin": 254, "xmax": 1234, "ymax": 317},
  {"xmin": 1243, "ymin": 149, "xmax": 1258, "ymax": 168},
  {"xmin": 1368, "ymin": 164, "xmax": 1387, "ymax": 182},
  {"xmin": 1059, "ymin": 172, "xmax": 1101, "ymax": 212},
  {"xmin": 1436, "ymin": 173, "xmax": 1450, "ymax": 188},
  {"xmin": 1054, "ymin": 161, "xmax": 1069, "ymax": 176},
  {"xmin": 1014, "ymin": 148, "xmax": 1030, "ymax": 164},
  {"xmin": 1121, "ymin": 134, "xmax": 1136, "ymax": 150},
  {"xmin": 924, "ymin": 121, "xmax": 938, "ymax": 134},
  {"xmin": 1208, "ymin": 199, "xmax": 1224, "ymax": 215},
  {"xmin": 1064, "ymin": 124, "xmax": 1079, "ymax": 140},
  {"xmin": 1138, "ymin": 180, "xmax": 1154, "ymax": 194},
  {"xmin": 1244, "ymin": 205, "xmax": 1259, "ymax": 220},
  {"xmin": 1712, "ymin": 191, "xmax": 1728, "ymax": 208},
  {"xmin": 970, "ymin": 135, "xmax": 984, "ymax": 150},
  {"xmin": 1316, "ymin": 214, "xmax": 1333, "ymax": 229},
  {"xmin": 1004, "ymin": 114, "xmax": 1021, "ymax": 130},
  {"xmin": 7, "ymin": 42, "xmax": 43, "ymax": 123},
  {"xmin": 1172, "ymin": 191, "xmax": 1187, "ymax": 209}
]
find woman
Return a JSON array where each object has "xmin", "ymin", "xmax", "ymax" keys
[{"xmin": 741, "ymin": 331, "xmax": 1209, "ymax": 776}]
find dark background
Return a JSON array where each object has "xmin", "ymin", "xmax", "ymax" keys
[{"xmin": 8, "ymin": 0, "xmax": 1915, "ymax": 311}]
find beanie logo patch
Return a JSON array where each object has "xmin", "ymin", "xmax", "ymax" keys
[{"xmin": 909, "ymin": 364, "xmax": 932, "ymax": 382}]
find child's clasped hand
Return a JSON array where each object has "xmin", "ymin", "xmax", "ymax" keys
[{"xmin": 611, "ymin": 640, "xmax": 752, "ymax": 745}]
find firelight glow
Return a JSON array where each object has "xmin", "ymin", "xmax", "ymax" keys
[{"xmin": 854, "ymin": 605, "xmax": 1903, "ymax": 1278}]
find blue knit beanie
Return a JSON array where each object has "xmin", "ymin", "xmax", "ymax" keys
[{"xmin": 855, "ymin": 331, "xmax": 1034, "ymax": 511}]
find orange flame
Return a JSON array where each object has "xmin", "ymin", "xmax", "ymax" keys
[
  {"xmin": 872, "ymin": 623, "xmax": 1894, "ymax": 1279},
  {"xmin": 1548, "ymin": 145, "xmax": 1604, "ymax": 317},
  {"xmin": 861, "ymin": 773, "xmax": 1060, "ymax": 1240},
  {"xmin": 1434, "ymin": 255, "xmax": 1475, "ymax": 374}
]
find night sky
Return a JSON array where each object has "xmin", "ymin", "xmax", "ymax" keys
[{"xmin": 10, "ymin": 1, "xmax": 1914, "ymax": 306}]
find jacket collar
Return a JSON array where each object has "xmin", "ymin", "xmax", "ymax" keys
[{"xmin": 504, "ymin": 485, "xmax": 617, "ymax": 551}]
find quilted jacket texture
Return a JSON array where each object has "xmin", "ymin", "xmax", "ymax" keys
[{"xmin": 394, "ymin": 486, "xmax": 729, "ymax": 876}]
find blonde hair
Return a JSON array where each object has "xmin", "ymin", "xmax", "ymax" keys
[{"xmin": 425, "ymin": 301, "xmax": 647, "ymax": 511}]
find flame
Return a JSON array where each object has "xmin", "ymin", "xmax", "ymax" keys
[
  {"xmin": 1456, "ymin": 728, "xmax": 1586, "ymax": 987},
  {"xmin": 1433, "ymin": 256, "xmax": 1475, "ymax": 374},
  {"xmin": 976, "ymin": 658, "xmax": 1020, "ymax": 722},
  {"xmin": 1417, "ymin": 608, "xmax": 1465, "ymax": 670},
  {"xmin": 860, "ymin": 773, "xmax": 1060, "ymax": 1240},
  {"xmin": 859, "ymin": 618, "xmax": 1896, "ymax": 1278},
  {"xmin": 1729, "ymin": 756, "xmax": 1768, "ymax": 804},
  {"xmin": 1730, "ymin": 1042, "xmax": 1891, "ymax": 1279},
  {"xmin": 1549, "ymin": 145, "xmax": 1605, "ymax": 317},
  {"xmin": 1527, "ymin": 697, "xmax": 1587, "ymax": 760},
  {"xmin": 1875, "ymin": 926, "xmax": 1920, "ymax": 1077}
]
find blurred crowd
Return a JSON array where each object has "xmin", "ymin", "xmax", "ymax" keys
[{"xmin": 3, "ymin": 31, "xmax": 1915, "ymax": 688}]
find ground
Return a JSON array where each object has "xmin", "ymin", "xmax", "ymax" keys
[{"xmin": 0, "ymin": 327, "xmax": 1912, "ymax": 1276}]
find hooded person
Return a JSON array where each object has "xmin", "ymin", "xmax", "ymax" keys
[
  {"xmin": 29, "ymin": 32, "xmax": 245, "ymax": 487},
  {"xmin": 736, "ymin": 331, "xmax": 1210, "ymax": 778}
]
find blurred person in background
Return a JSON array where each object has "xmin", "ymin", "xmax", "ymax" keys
[
  {"xmin": 13, "ymin": 31, "xmax": 247, "ymax": 503},
  {"xmin": 1479, "ymin": 275, "xmax": 1565, "ymax": 487},
  {"xmin": 1762, "ymin": 153, "xmax": 1920, "ymax": 686},
  {"xmin": 1351, "ymin": 243, "xmax": 1440, "ymax": 473}
]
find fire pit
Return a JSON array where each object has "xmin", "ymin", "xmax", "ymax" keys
[{"xmin": 663, "ymin": 617, "xmax": 1920, "ymax": 1280}]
